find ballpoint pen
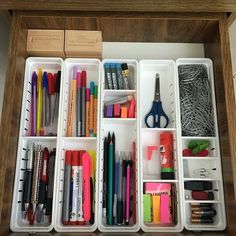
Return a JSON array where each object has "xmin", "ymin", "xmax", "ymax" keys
[
  {"xmin": 36, "ymin": 69, "xmax": 43, "ymax": 136},
  {"xmin": 22, "ymin": 143, "xmax": 34, "ymax": 219},
  {"xmin": 30, "ymin": 145, "xmax": 42, "ymax": 224},
  {"xmin": 47, "ymin": 73, "xmax": 54, "ymax": 131},
  {"xmin": 31, "ymin": 72, "xmax": 37, "ymax": 136},
  {"xmin": 76, "ymin": 71, "xmax": 82, "ymax": 137},
  {"xmin": 125, "ymin": 163, "xmax": 131, "ymax": 225},
  {"xmin": 45, "ymin": 149, "xmax": 56, "ymax": 222},
  {"xmin": 52, "ymin": 71, "xmax": 61, "ymax": 127},
  {"xmin": 42, "ymin": 71, "xmax": 48, "ymax": 131},
  {"xmin": 102, "ymin": 137, "xmax": 108, "ymax": 217},
  {"xmin": 37, "ymin": 147, "xmax": 49, "ymax": 223}
]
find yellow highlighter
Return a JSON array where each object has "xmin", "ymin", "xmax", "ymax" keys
[
  {"xmin": 67, "ymin": 66, "xmax": 77, "ymax": 136},
  {"xmin": 152, "ymin": 195, "xmax": 161, "ymax": 223},
  {"xmin": 36, "ymin": 68, "xmax": 43, "ymax": 136}
]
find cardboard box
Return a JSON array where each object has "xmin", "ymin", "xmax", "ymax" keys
[
  {"xmin": 27, "ymin": 30, "xmax": 65, "ymax": 56},
  {"xmin": 65, "ymin": 30, "xmax": 102, "ymax": 58}
]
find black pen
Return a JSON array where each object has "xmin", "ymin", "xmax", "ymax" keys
[
  {"xmin": 22, "ymin": 143, "xmax": 34, "ymax": 219},
  {"xmin": 102, "ymin": 137, "xmax": 108, "ymax": 217}
]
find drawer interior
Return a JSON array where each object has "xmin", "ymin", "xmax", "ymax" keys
[{"xmin": 1, "ymin": 11, "xmax": 236, "ymax": 234}]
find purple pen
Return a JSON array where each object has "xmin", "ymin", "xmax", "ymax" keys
[{"xmin": 31, "ymin": 72, "xmax": 37, "ymax": 136}]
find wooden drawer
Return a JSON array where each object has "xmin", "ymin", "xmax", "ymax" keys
[{"xmin": 0, "ymin": 11, "xmax": 236, "ymax": 235}]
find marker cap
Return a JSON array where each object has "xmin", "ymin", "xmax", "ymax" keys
[
  {"xmin": 65, "ymin": 150, "xmax": 72, "ymax": 165},
  {"xmin": 73, "ymin": 66, "xmax": 78, "ymax": 80},
  {"xmin": 94, "ymin": 85, "xmax": 98, "ymax": 98},
  {"xmin": 90, "ymin": 81, "xmax": 95, "ymax": 95}
]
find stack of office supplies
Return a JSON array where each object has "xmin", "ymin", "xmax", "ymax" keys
[
  {"xmin": 21, "ymin": 143, "xmax": 56, "ymax": 225},
  {"xmin": 143, "ymin": 183, "xmax": 177, "ymax": 225},
  {"xmin": 30, "ymin": 69, "xmax": 61, "ymax": 136},
  {"xmin": 62, "ymin": 149, "xmax": 96, "ymax": 225},
  {"xmin": 104, "ymin": 63, "xmax": 133, "ymax": 90},
  {"xmin": 67, "ymin": 66, "xmax": 98, "ymax": 137},
  {"xmin": 102, "ymin": 132, "xmax": 135, "ymax": 225}
]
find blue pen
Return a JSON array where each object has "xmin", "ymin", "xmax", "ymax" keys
[
  {"xmin": 42, "ymin": 72, "xmax": 49, "ymax": 129},
  {"xmin": 113, "ymin": 153, "xmax": 120, "ymax": 224}
]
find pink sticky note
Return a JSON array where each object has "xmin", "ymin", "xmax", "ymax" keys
[
  {"xmin": 160, "ymin": 194, "xmax": 170, "ymax": 223},
  {"xmin": 145, "ymin": 183, "xmax": 171, "ymax": 194}
]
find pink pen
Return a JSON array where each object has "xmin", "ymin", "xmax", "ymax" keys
[
  {"xmin": 82, "ymin": 152, "xmax": 92, "ymax": 222},
  {"xmin": 125, "ymin": 164, "xmax": 131, "ymax": 224}
]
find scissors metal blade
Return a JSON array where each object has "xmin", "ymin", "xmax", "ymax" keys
[{"xmin": 154, "ymin": 73, "xmax": 160, "ymax": 101}]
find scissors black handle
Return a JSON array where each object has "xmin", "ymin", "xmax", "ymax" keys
[{"xmin": 145, "ymin": 101, "xmax": 169, "ymax": 128}]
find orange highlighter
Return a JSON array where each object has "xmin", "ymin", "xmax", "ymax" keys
[
  {"xmin": 86, "ymin": 88, "xmax": 90, "ymax": 137},
  {"xmin": 67, "ymin": 66, "xmax": 77, "ymax": 136}
]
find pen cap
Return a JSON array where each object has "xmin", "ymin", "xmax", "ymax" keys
[
  {"xmin": 65, "ymin": 150, "xmax": 72, "ymax": 165},
  {"xmin": 90, "ymin": 81, "xmax": 95, "ymax": 95},
  {"xmin": 72, "ymin": 151, "xmax": 79, "ymax": 166},
  {"xmin": 77, "ymin": 72, "xmax": 81, "ymax": 88},
  {"xmin": 121, "ymin": 63, "xmax": 128, "ymax": 71},
  {"xmin": 94, "ymin": 85, "xmax": 98, "ymax": 98},
  {"xmin": 43, "ymin": 72, "xmax": 48, "ymax": 88},
  {"xmin": 73, "ymin": 66, "xmax": 78, "ymax": 80},
  {"xmin": 47, "ymin": 73, "xmax": 54, "ymax": 95},
  {"xmin": 32, "ymin": 71, "xmax": 38, "ymax": 86},
  {"xmin": 86, "ymin": 88, "xmax": 90, "ymax": 101},
  {"xmin": 55, "ymin": 71, "xmax": 61, "ymax": 93},
  {"xmin": 82, "ymin": 70, "xmax": 87, "ymax": 86}
]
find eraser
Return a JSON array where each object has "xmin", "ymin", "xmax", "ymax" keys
[
  {"xmin": 106, "ymin": 105, "xmax": 113, "ymax": 118},
  {"xmin": 121, "ymin": 106, "xmax": 128, "ymax": 118},
  {"xmin": 152, "ymin": 195, "xmax": 161, "ymax": 223},
  {"xmin": 114, "ymin": 104, "xmax": 121, "ymax": 118},
  {"xmin": 143, "ymin": 194, "xmax": 151, "ymax": 222},
  {"xmin": 160, "ymin": 194, "xmax": 170, "ymax": 223}
]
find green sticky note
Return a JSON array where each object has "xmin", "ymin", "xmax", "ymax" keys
[{"xmin": 143, "ymin": 194, "xmax": 151, "ymax": 222}]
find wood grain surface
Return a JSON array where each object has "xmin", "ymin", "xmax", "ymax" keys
[{"xmin": 0, "ymin": 0, "xmax": 235, "ymax": 12}]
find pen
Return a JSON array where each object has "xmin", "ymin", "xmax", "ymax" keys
[
  {"xmin": 31, "ymin": 72, "xmax": 37, "ymax": 136},
  {"xmin": 111, "ymin": 63, "xmax": 118, "ymax": 90},
  {"xmin": 67, "ymin": 67, "xmax": 77, "ymax": 136},
  {"xmin": 36, "ymin": 69, "xmax": 43, "ymax": 136},
  {"xmin": 76, "ymin": 72, "xmax": 82, "ymax": 137},
  {"xmin": 122, "ymin": 152, "xmax": 127, "ymax": 222},
  {"xmin": 37, "ymin": 147, "xmax": 49, "ymax": 223},
  {"xmin": 85, "ymin": 88, "xmax": 90, "ymax": 137},
  {"xmin": 81, "ymin": 71, "xmax": 86, "ymax": 137},
  {"xmin": 42, "ymin": 72, "xmax": 48, "ymax": 133},
  {"xmin": 62, "ymin": 150, "xmax": 72, "ymax": 225},
  {"xmin": 93, "ymin": 85, "xmax": 98, "ymax": 137},
  {"xmin": 22, "ymin": 142, "xmax": 34, "ymax": 219},
  {"xmin": 102, "ymin": 137, "xmax": 108, "ymax": 217},
  {"xmin": 52, "ymin": 71, "xmax": 61, "ymax": 126},
  {"xmin": 47, "ymin": 73, "xmax": 54, "ymax": 133},
  {"xmin": 113, "ymin": 153, "xmax": 119, "ymax": 224},
  {"xmin": 71, "ymin": 151, "xmax": 80, "ymax": 224},
  {"xmin": 45, "ymin": 149, "xmax": 56, "ymax": 222},
  {"xmin": 108, "ymin": 132, "xmax": 114, "ymax": 225},
  {"xmin": 82, "ymin": 152, "xmax": 92, "ymax": 222},
  {"xmin": 89, "ymin": 82, "xmax": 94, "ymax": 137},
  {"xmin": 125, "ymin": 163, "xmax": 131, "ymax": 225},
  {"xmin": 117, "ymin": 154, "xmax": 123, "ymax": 224}
]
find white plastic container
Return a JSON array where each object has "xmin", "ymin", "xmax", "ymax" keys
[
  {"xmin": 139, "ymin": 60, "xmax": 183, "ymax": 232},
  {"xmin": 98, "ymin": 59, "xmax": 140, "ymax": 232},
  {"xmin": 54, "ymin": 58, "xmax": 101, "ymax": 232},
  {"xmin": 10, "ymin": 57, "xmax": 63, "ymax": 232},
  {"xmin": 176, "ymin": 58, "xmax": 226, "ymax": 231}
]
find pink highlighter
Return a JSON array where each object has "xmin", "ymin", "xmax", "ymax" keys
[{"xmin": 82, "ymin": 152, "xmax": 92, "ymax": 222}]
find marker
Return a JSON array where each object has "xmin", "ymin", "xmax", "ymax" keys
[
  {"xmin": 93, "ymin": 85, "xmax": 98, "ymax": 137},
  {"xmin": 62, "ymin": 151, "xmax": 72, "ymax": 225},
  {"xmin": 31, "ymin": 72, "xmax": 37, "ymax": 136},
  {"xmin": 82, "ymin": 152, "xmax": 92, "ymax": 222},
  {"xmin": 85, "ymin": 88, "xmax": 90, "ymax": 137},
  {"xmin": 81, "ymin": 71, "xmax": 86, "ymax": 137},
  {"xmin": 76, "ymin": 72, "xmax": 82, "ymax": 137},
  {"xmin": 67, "ymin": 67, "xmax": 77, "ymax": 136},
  {"xmin": 89, "ymin": 82, "xmax": 94, "ymax": 136},
  {"xmin": 36, "ymin": 68, "xmax": 43, "ymax": 135}
]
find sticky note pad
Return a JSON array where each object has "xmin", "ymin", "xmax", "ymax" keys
[
  {"xmin": 143, "ymin": 194, "xmax": 151, "ymax": 222},
  {"xmin": 106, "ymin": 105, "xmax": 113, "ymax": 118},
  {"xmin": 160, "ymin": 194, "xmax": 170, "ymax": 223},
  {"xmin": 114, "ymin": 104, "xmax": 121, "ymax": 117},
  {"xmin": 145, "ymin": 182, "xmax": 171, "ymax": 194},
  {"xmin": 152, "ymin": 195, "xmax": 161, "ymax": 223},
  {"xmin": 121, "ymin": 106, "xmax": 128, "ymax": 118}
]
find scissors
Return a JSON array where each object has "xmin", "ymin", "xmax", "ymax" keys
[{"xmin": 145, "ymin": 73, "xmax": 169, "ymax": 128}]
